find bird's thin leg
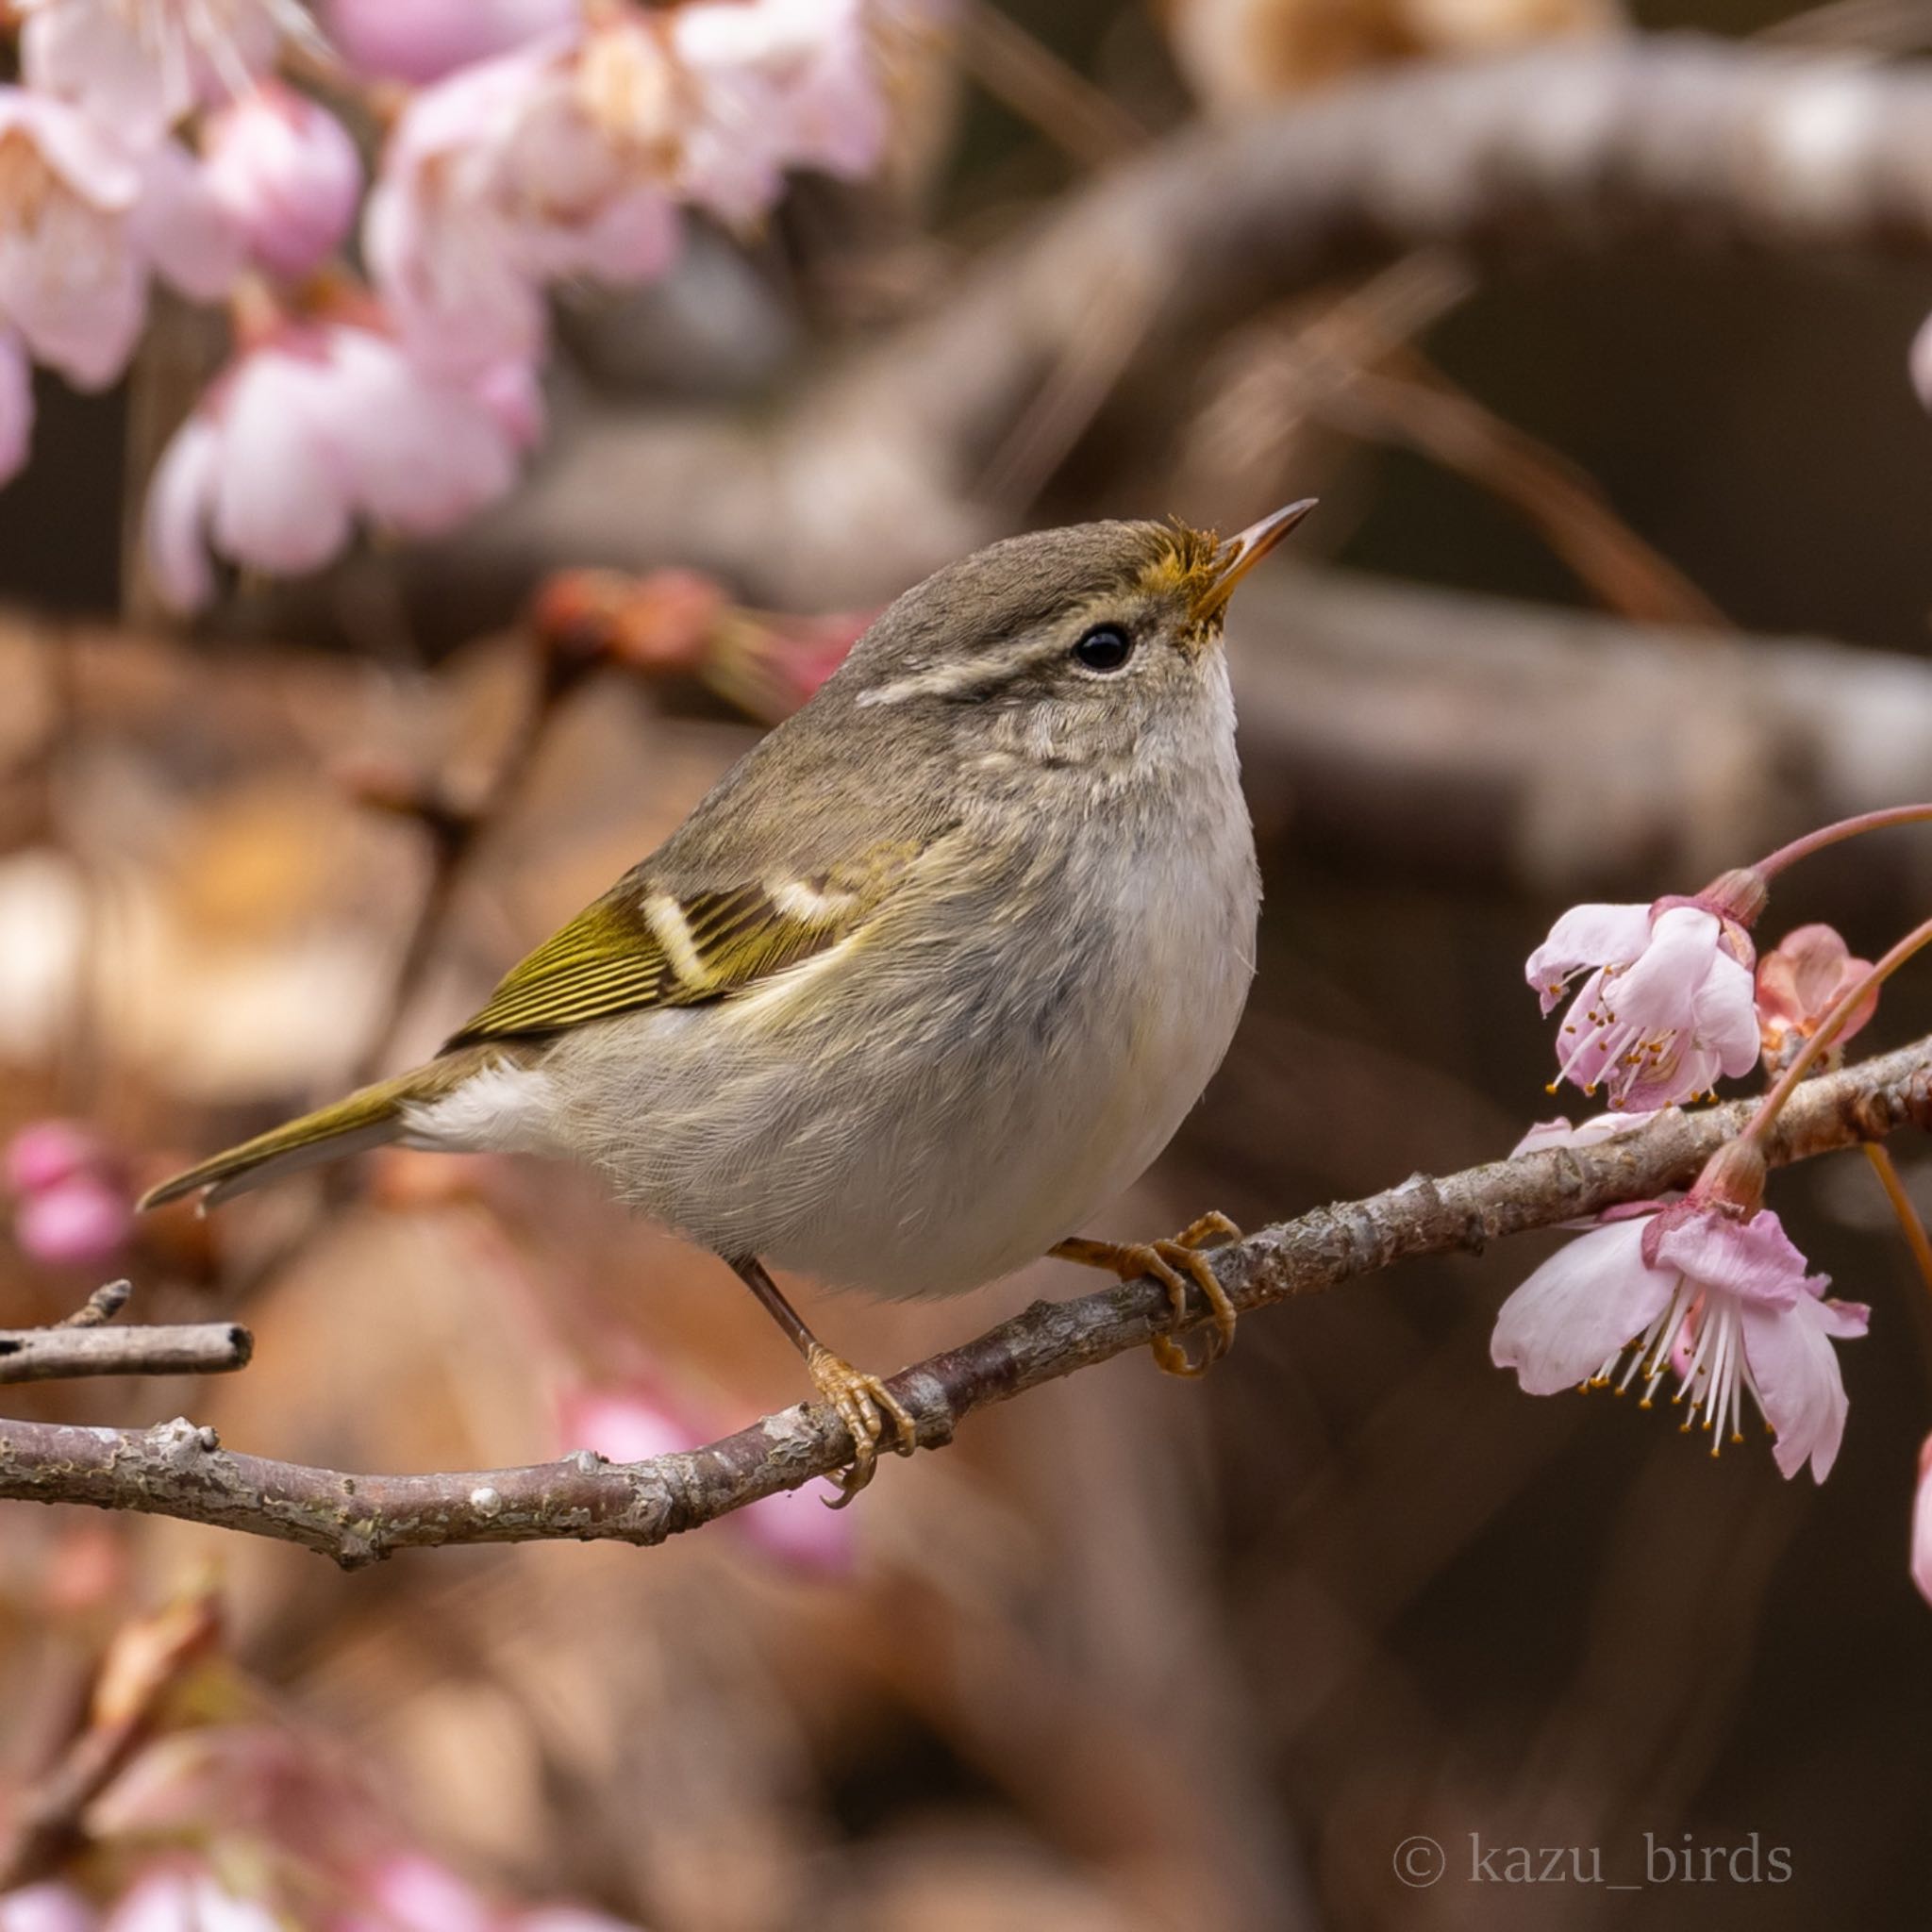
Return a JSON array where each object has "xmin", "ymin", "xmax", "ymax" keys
[
  {"xmin": 724, "ymin": 1255, "xmax": 916, "ymax": 1504},
  {"xmin": 1051, "ymin": 1210, "xmax": 1243, "ymax": 1377}
]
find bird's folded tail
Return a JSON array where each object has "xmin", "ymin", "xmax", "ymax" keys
[{"xmin": 139, "ymin": 1052, "xmax": 490, "ymax": 1211}]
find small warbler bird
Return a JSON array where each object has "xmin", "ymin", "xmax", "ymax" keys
[{"xmin": 144, "ymin": 504, "xmax": 1312, "ymax": 1492}]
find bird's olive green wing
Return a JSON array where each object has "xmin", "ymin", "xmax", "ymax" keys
[{"xmin": 441, "ymin": 841, "xmax": 932, "ymax": 1048}]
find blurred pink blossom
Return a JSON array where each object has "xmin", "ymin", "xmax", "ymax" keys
[
  {"xmin": 0, "ymin": 336, "xmax": 31, "ymax": 483},
  {"xmin": 335, "ymin": 1855, "xmax": 497, "ymax": 1932},
  {"xmin": 558, "ymin": 1379, "xmax": 855, "ymax": 1573},
  {"xmin": 671, "ymin": 0, "xmax": 889, "ymax": 222},
  {"xmin": 142, "ymin": 317, "xmax": 541, "ymax": 609},
  {"xmin": 557, "ymin": 1381, "xmax": 691, "ymax": 1466},
  {"xmin": 203, "ymin": 82, "xmax": 361, "ymax": 279},
  {"xmin": 103, "ymin": 1869, "xmax": 280, "ymax": 1932},
  {"xmin": 322, "ymin": 0, "xmax": 582, "ymax": 85},
  {"xmin": 1526, "ymin": 900, "xmax": 1759, "ymax": 1109},
  {"xmin": 365, "ymin": 34, "xmax": 679, "ymax": 375},
  {"xmin": 18, "ymin": 0, "xmax": 313, "ymax": 143},
  {"xmin": 8, "ymin": 1120, "xmax": 132, "ymax": 1267},
  {"xmin": 518, "ymin": 1912, "xmax": 644, "ymax": 1932},
  {"xmin": 1755, "ymin": 922, "xmax": 1877, "ymax": 1075},
  {"xmin": 6, "ymin": 1119, "xmax": 103, "ymax": 1193},
  {"xmin": 1491, "ymin": 1201, "xmax": 1868, "ymax": 1481},
  {"xmin": 0, "ymin": 90, "xmax": 241, "ymax": 481},
  {"xmin": 0, "ymin": 1886, "xmax": 96, "ymax": 1932},
  {"xmin": 16, "ymin": 1175, "xmax": 133, "ymax": 1267},
  {"xmin": 1912, "ymin": 1435, "xmax": 1932, "ymax": 1608}
]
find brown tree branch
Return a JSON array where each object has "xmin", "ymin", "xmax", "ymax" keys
[
  {"xmin": 2, "ymin": 1033, "xmax": 1928, "ymax": 1567},
  {"xmin": 0, "ymin": 1321, "xmax": 253, "ymax": 1385}
]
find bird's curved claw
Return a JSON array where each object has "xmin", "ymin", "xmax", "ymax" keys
[
  {"xmin": 1053, "ymin": 1211, "xmax": 1243, "ymax": 1377},
  {"xmin": 806, "ymin": 1343, "xmax": 916, "ymax": 1505}
]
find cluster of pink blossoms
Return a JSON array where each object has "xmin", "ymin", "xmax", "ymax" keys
[
  {"xmin": 0, "ymin": 0, "xmax": 900, "ymax": 608},
  {"xmin": 0, "ymin": 1849, "xmax": 641, "ymax": 1932},
  {"xmin": 1498, "ymin": 829, "xmax": 1932, "ymax": 1606}
]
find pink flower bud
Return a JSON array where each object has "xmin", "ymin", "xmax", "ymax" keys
[
  {"xmin": 203, "ymin": 83, "xmax": 361, "ymax": 281},
  {"xmin": 6, "ymin": 1119, "xmax": 103, "ymax": 1195},
  {"xmin": 15, "ymin": 1174, "xmax": 134, "ymax": 1268}
]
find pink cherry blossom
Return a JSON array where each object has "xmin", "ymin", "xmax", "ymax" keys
[
  {"xmin": 0, "ymin": 1886, "xmax": 96, "ymax": 1932},
  {"xmin": 14, "ymin": 1175, "xmax": 132, "ymax": 1267},
  {"xmin": 6, "ymin": 1118, "xmax": 103, "ymax": 1193},
  {"xmin": 365, "ymin": 32, "xmax": 679, "ymax": 375},
  {"xmin": 1491, "ymin": 1200, "xmax": 1868, "ymax": 1481},
  {"xmin": 18, "ymin": 0, "xmax": 315, "ymax": 144},
  {"xmin": 0, "ymin": 90, "xmax": 242, "ymax": 482},
  {"xmin": 1510, "ymin": 1109, "xmax": 1665, "ymax": 1157},
  {"xmin": 1912, "ymin": 1434, "xmax": 1932, "ymax": 1608},
  {"xmin": 333, "ymin": 1856, "xmax": 497, "ymax": 1932},
  {"xmin": 0, "ymin": 335, "xmax": 31, "ymax": 483},
  {"xmin": 321, "ymin": 0, "xmax": 583, "ymax": 86},
  {"xmin": 557, "ymin": 1379, "xmax": 855, "ymax": 1570},
  {"xmin": 669, "ymin": 0, "xmax": 889, "ymax": 223},
  {"xmin": 103, "ymin": 1869, "xmax": 280, "ymax": 1932},
  {"xmin": 203, "ymin": 83, "xmax": 360, "ymax": 280},
  {"xmin": 556, "ymin": 1381, "xmax": 691, "ymax": 1466},
  {"xmin": 519, "ymin": 1912, "xmax": 644, "ymax": 1932},
  {"xmin": 1755, "ymin": 922, "xmax": 1877, "ymax": 1075},
  {"xmin": 142, "ymin": 317, "xmax": 542, "ymax": 609},
  {"xmin": 1527, "ymin": 900, "xmax": 1760, "ymax": 1109}
]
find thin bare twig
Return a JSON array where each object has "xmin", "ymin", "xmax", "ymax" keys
[
  {"xmin": 0, "ymin": 1322, "xmax": 253, "ymax": 1386},
  {"xmin": 2, "ymin": 1033, "xmax": 1928, "ymax": 1567},
  {"xmin": 0, "ymin": 1591, "xmax": 221, "ymax": 1890}
]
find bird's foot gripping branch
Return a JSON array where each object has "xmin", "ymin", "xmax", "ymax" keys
[{"xmin": 7, "ymin": 941, "xmax": 1932, "ymax": 1572}]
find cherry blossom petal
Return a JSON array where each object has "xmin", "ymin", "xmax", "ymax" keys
[
  {"xmin": 1524, "ymin": 901, "xmax": 1654, "ymax": 1013},
  {"xmin": 555, "ymin": 1384, "xmax": 691, "ymax": 1465},
  {"xmin": 1510, "ymin": 1109, "xmax": 1664, "ymax": 1157},
  {"xmin": 0, "ymin": 333, "xmax": 32, "ymax": 487},
  {"xmin": 15, "ymin": 1174, "xmax": 132, "ymax": 1267},
  {"xmin": 1740, "ymin": 1288, "xmax": 1869, "ymax": 1483},
  {"xmin": 322, "ymin": 331, "xmax": 520, "ymax": 537},
  {"xmin": 6, "ymin": 1119, "xmax": 103, "ymax": 1193},
  {"xmin": 0, "ymin": 1888, "xmax": 96, "ymax": 1932},
  {"xmin": 1688, "ymin": 941, "xmax": 1762, "ymax": 1078},
  {"xmin": 128, "ymin": 142, "xmax": 245, "ymax": 302},
  {"xmin": 104, "ymin": 1869, "xmax": 281, "ymax": 1932},
  {"xmin": 1911, "ymin": 1435, "xmax": 1932, "ymax": 1609},
  {"xmin": 142, "ymin": 414, "xmax": 221, "ymax": 611},
  {"xmin": 19, "ymin": 1, "xmax": 185, "ymax": 144},
  {"xmin": 209, "ymin": 353, "xmax": 354, "ymax": 575},
  {"xmin": 1649, "ymin": 1205, "xmax": 1814, "ymax": 1311},
  {"xmin": 1491, "ymin": 1216, "xmax": 1673, "ymax": 1395},
  {"xmin": 337, "ymin": 1857, "xmax": 495, "ymax": 1932},
  {"xmin": 323, "ymin": 0, "xmax": 582, "ymax": 85}
]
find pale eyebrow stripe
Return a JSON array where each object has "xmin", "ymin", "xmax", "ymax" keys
[{"xmin": 856, "ymin": 628, "xmax": 1075, "ymax": 708}]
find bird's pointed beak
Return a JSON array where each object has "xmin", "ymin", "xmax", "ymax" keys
[{"xmin": 1195, "ymin": 498, "xmax": 1317, "ymax": 623}]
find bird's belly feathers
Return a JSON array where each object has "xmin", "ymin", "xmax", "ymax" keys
[{"xmin": 510, "ymin": 791, "xmax": 1259, "ymax": 1298}]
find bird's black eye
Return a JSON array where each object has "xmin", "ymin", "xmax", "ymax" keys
[{"xmin": 1072, "ymin": 625, "xmax": 1133, "ymax": 673}]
